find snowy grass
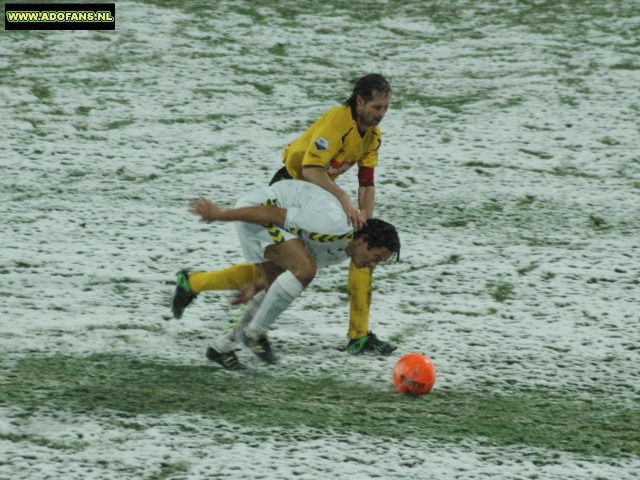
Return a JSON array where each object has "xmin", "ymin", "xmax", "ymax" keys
[{"xmin": 1, "ymin": 0, "xmax": 640, "ymax": 478}]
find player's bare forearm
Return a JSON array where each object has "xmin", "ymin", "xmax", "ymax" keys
[
  {"xmin": 189, "ymin": 197, "xmax": 287, "ymax": 227},
  {"xmin": 302, "ymin": 165, "xmax": 365, "ymax": 230},
  {"xmin": 302, "ymin": 166, "xmax": 348, "ymax": 200},
  {"xmin": 225, "ymin": 205, "xmax": 287, "ymax": 227},
  {"xmin": 358, "ymin": 185, "xmax": 375, "ymax": 221}
]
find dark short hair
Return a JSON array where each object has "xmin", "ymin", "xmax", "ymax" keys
[
  {"xmin": 345, "ymin": 73, "xmax": 392, "ymax": 108},
  {"xmin": 354, "ymin": 218, "xmax": 401, "ymax": 261}
]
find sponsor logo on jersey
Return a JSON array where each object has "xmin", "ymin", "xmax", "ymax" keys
[
  {"xmin": 325, "ymin": 158, "xmax": 356, "ymax": 177},
  {"xmin": 314, "ymin": 137, "xmax": 329, "ymax": 151}
]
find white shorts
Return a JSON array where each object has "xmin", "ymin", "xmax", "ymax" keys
[
  {"xmin": 235, "ymin": 221, "xmax": 297, "ymax": 264},
  {"xmin": 232, "ymin": 181, "xmax": 350, "ymax": 266}
]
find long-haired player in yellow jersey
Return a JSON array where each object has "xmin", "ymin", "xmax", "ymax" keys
[{"xmin": 172, "ymin": 74, "xmax": 396, "ymax": 355}]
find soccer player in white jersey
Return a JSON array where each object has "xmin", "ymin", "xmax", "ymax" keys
[{"xmin": 172, "ymin": 180, "xmax": 400, "ymax": 370}]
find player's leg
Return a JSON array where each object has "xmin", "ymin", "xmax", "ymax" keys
[
  {"xmin": 170, "ymin": 264, "xmax": 261, "ymax": 320},
  {"xmin": 188, "ymin": 264, "xmax": 260, "ymax": 293},
  {"xmin": 345, "ymin": 263, "xmax": 397, "ymax": 355},
  {"xmin": 241, "ymin": 238, "xmax": 317, "ymax": 364},
  {"xmin": 174, "ymin": 181, "xmax": 285, "ymax": 320},
  {"xmin": 206, "ymin": 261, "xmax": 286, "ymax": 371},
  {"xmin": 347, "ymin": 262, "xmax": 372, "ymax": 340},
  {"xmin": 206, "ymin": 289, "xmax": 266, "ymax": 370}
]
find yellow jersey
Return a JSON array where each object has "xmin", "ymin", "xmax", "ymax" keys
[{"xmin": 282, "ymin": 106, "xmax": 380, "ymax": 182}]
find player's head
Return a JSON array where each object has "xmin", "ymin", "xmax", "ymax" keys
[
  {"xmin": 345, "ymin": 73, "xmax": 392, "ymax": 108},
  {"xmin": 348, "ymin": 218, "xmax": 401, "ymax": 269},
  {"xmin": 346, "ymin": 74, "xmax": 391, "ymax": 129}
]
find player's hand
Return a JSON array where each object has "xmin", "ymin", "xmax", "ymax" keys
[
  {"xmin": 338, "ymin": 195, "xmax": 366, "ymax": 231},
  {"xmin": 230, "ymin": 281, "xmax": 265, "ymax": 306},
  {"xmin": 189, "ymin": 196, "xmax": 224, "ymax": 223}
]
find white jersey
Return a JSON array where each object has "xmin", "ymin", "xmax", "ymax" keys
[{"xmin": 234, "ymin": 180, "xmax": 353, "ymax": 268}]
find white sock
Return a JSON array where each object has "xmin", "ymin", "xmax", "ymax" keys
[
  {"xmin": 245, "ymin": 271, "xmax": 304, "ymax": 337},
  {"xmin": 214, "ymin": 291, "xmax": 266, "ymax": 352}
]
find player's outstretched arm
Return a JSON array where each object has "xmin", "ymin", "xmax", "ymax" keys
[{"xmin": 189, "ymin": 197, "xmax": 287, "ymax": 227}]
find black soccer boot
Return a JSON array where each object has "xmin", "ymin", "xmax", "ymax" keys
[
  {"xmin": 171, "ymin": 269, "xmax": 197, "ymax": 319},
  {"xmin": 241, "ymin": 330, "xmax": 278, "ymax": 364},
  {"xmin": 206, "ymin": 346, "xmax": 244, "ymax": 371},
  {"xmin": 346, "ymin": 331, "xmax": 397, "ymax": 356}
]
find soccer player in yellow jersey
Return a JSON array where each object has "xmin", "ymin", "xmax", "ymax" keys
[{"xmin": 173, "ymin": 74, "xmax": 396, "ymax": 355}]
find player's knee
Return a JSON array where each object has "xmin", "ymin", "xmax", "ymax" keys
[{"xmin": 292, "ymin": 260, "xmax": 317, "ymax": 286}]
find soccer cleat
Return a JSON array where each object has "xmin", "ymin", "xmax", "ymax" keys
[
  {"xmin": 346, "ymin": 331, "xmax": 397, "ymax": 356},
  {"xmin": 206, "ymin": 346, "xmax": 244, "ymax": 371},
  {"xmin": 171, "ymin": 269, "xmax": 197, "ymax": 319},
  {"xmin": 241, "ymin": 330, "xmax": 278, "ymax": 364}
]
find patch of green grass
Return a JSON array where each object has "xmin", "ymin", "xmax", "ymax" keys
[
  {"xmin": 267, "ymin": 43, "xmax": 288, "ymax": 56},
  {"xmin": 589, "ymin": 215, "xmax": 612, "ymax": 231},
  {"xmin": 148, "ymin": 461, "xmax": 191, "ymax": 480},
  {"xmin": 559, "ymin": 96, "xmax": 579, "ymax": 107},
  {"xmin": 30, "ymin": 85, "xmax": 52, "ymax": 101},
  {"xmin": 176, "ymin": 330, "xmax": 205, "ymax": 340},
  {"xmin": 86, "ymin": 324, "xmax": 165, "ymax": 334},
  {"xmin": 463, "ymin": 161, "xmax": 501, "ymax": 169},
  {"xmin": 110, "ymin": 277, "xmax": 140, "ymax": 284},
  {"xmin": 302, "ymin": 57, "xmax": 336, "ymax": 69},
  {"xmin": 488, "ymin": 281, "xmax": 515, "ymax": 302},
  {"xmin": 106, "ymin": 120, "xmax": 135, "ymax": 130},
  {"xmin": 610, "ymin": 61, "xmax": 640, "ymax": 70},
  {"xmin": 523, "ymin": 124, "xmax": 554, "ymax": 132},
  {"xmin": 522, "ymin": 237, "xmax": 572, "ymax": 248},
  {"xmin": 14, "ymin": 261, "xmax": 39, "ymax": 268},
  {"xmin": 303, "ymin": 304, "xmax": 325, "ymax": 311},
  {"xmin": 48, "ymin": 304, "xmax": 68, "ymax": 312},
  {"xmin": 397, "ymin": 92, "xmax": 493, "ymax": 113},
  {"xmin": 519, "ymin": 148, "xmax": 553, "ymax": 160},
  {"xmin": 517, "ymin": 262, "xmax": 539, "ymax": 276},
  {"xmin": 517, "ymin": 195, "xmax": 537, "ymax": 206},
  {"xmin": 237, "ymin": 81, "xmax": 274, "ymax": 95},
  {"xmin": 0, "ymin": 432, "xmax": 89, "ymax": 452},
  {"xmin": 474, "ymin": 168, "xmax": 493, "ymax": 177},
  {"xmin": 483, "ymin": 202, "xmax": 503, "ymax": 212},
  {"xmin": 88, "ymin": 56, "xmax": 119, "ymax": 72},
  {"xmin": 550, "ymin": 167, "xmax": 598, "ymax": 179},
  {"xmin": 598, "ymin": 136, "xmax": 621, "ymax": 146},
  {"xmin": 0, "ymin": 355, "xmax": 638, "ymax": 458},
  {"xmin": 450, "ymin": 311, "xmax": 483, "ymax": 317},
  {"xmin": 439, "ymin": 254, "xmax": 462, "ymax": 265},
  {"xmin": 109, "ymin": 420, "xmax": 148, "ymax": 431},
  {"xmin": 441, "ymin": 219, "xmax": 469, "ymax": 228}
]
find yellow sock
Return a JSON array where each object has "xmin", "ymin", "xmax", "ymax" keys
[
  {"xmin": 188, "ymin": 264, "xmax": 261, "ymax": 294},
  {"xmin": 347, "ymin": 262, "xmax": 372, "ymax": 340}
]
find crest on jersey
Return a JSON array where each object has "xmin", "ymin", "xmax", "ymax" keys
[{"xmin": 314, "ymin": 137, "xmax": 329, "ymax": 151}]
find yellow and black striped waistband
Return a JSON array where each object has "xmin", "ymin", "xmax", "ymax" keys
[{"xmin": 261, "ymin": 198, "xmax": 353, "ymax": 244}]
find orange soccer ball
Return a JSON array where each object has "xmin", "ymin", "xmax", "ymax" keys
[{"xmin": 393, "ymin": 353, "xmax": 436, "ymax": 396}]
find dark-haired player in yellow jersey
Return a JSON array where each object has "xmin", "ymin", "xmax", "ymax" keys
[{"xmin": 173, "ymin": 74, "xmax": 396, "ymax": 355}]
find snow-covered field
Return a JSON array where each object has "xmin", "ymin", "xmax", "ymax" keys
[{"xmin": 1, "ymin": 1, "xmax": 639, "ymax": 478}]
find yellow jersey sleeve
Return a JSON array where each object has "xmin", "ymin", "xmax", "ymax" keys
[{"xmin": 283, "ymin": 106, "xmax": 381, "ymax": 181}]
